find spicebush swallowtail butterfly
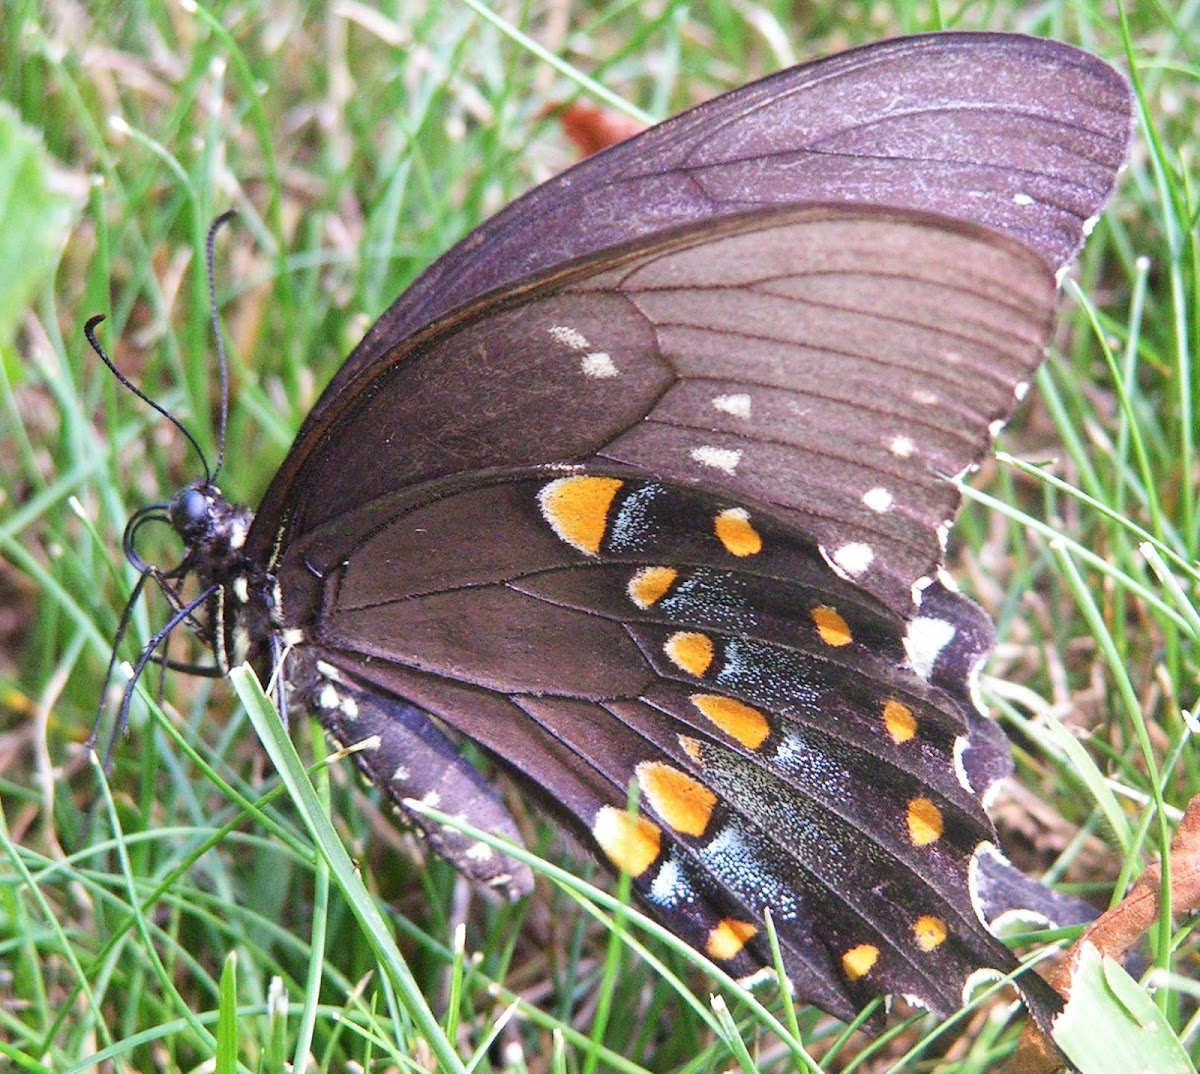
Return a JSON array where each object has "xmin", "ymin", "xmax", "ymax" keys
[{"xmin": 101, "ymin": 30, "xmax": 1131, "ymax": 1035}]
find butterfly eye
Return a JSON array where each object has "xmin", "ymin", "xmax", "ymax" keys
[{"xmin": 169, "ymin": 487, "xmax": 210, "ymax": 538}]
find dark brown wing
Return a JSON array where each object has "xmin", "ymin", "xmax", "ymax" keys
[
  {"xmin": 300, "ymin": 31, "xmax": 1128, "ymax": 444},
  {"xmin": 226, "ymin": 33, "xmax": 1132, "ymax": 1034},
  {"xmin": 256, "ymin": 207, "xmax": 1054, "ymax": 616},
  {"xmin": 290, "ymin": 468, "xmax": 1062, "ymax": 1025}
]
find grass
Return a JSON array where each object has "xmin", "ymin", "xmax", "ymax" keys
[{"xmin": 1, "ymin": 0, "xmax": 1197, "ymax": 1071}]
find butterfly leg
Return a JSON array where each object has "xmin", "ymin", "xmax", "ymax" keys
[{"xmin": 299, "ymin": 656, "xmax": 534, "ymax": 900}]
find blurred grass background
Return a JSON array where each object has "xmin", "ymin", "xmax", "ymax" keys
[{"xmin": 1, "ymin": 1, "xmax": 1197, "ymax": 1071}]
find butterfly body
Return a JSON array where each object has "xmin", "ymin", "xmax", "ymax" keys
[{"xmin": 119, "ymin": 32, "xmax": 1133, "ymax": 1034}]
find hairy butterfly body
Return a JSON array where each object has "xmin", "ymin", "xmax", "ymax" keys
[{"xmin": 111, "ymin": 32, "xmax": 1131, "ymax": 1034}]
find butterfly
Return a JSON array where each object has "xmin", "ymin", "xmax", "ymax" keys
[{"xmin": 103, "ymin": 30, "xmax": 1131, "ymax": 1033}]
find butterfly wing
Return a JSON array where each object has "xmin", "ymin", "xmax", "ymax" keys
[
  {"xmin": 258, "ymin": 207, "xmax": 1054, "ymax": 614},
  {"xmin": 230, "ymin": 34, "xmax": 1133, "ymax": 1030},
  {"xmin": 286, "ymin": 470, "xmax": 1054, "ymax": 1023},
  {"xmin": 295, "ymin": 30, "xmax": 1129, "ymax": 448},
  {"xmin": 268, "ymin": 208, "xmax": 1063, "ymax": 1022}
]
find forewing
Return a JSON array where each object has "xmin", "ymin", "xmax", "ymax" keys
[
  {"xmin": 316, "ymin": 31, "xmax": 1129, "ymax": 425},
  {"xmin": 256, "ymin": 208, "xmax": 1055, "ymax": 616}
]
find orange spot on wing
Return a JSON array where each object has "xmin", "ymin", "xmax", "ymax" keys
[
  {"xmin": 706, "ymin": 918, "xmax": 759, "ymax": 960},
  {"xmin": 811, "ymin": 605, "xmax": 852, "ymax": 647},
  {"xmin": 628, "ymin": 566, "xmax": 678, "ymax": 608},
  {"xmin": 539, "ymin": 476, "xmax": 624, "ymax": 555},
  {"xmin": 714, "ymin": 508, "xmax": 762, "ymax": 556},
  {"xmin": 883, "ymin": 699, "xmax": 917, "ymax": 743},
  {"xmin": 637, "ymin": 761, "xmax": 717, "ymax": 837},
  {"xmin": 907, "ymin": 797, "xmax": 944, "ymax": 846},
  {"xmin": 842, "ymin": 944, "xmax": 879, "ymax": 980},
  {"xmin": 914, "ymin": 915, "xmax": 948, "ymax": 951},
  {"xmin": 592, "ymin": 806, "xmax": 661, "ymax": 877},
  {"xmin": 690, "ymin": 694, "xmax": 770, "ymax": 750},
  {"xmin": 664, "ymin": 632, "xmax": 714, "ymax": 677}
]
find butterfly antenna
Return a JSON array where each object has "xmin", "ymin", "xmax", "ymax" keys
[
  {"xmin": 85, "ymin": 315, "xmax": 213, "ymax": 484},
  {"xmin": 206, "ymin": 209, "xmax": 237, "ymax": 482}
]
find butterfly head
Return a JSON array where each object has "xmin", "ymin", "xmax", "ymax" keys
[{"xmin": 164, "ymin": 480, "xmax": 254, "ymax": 585}]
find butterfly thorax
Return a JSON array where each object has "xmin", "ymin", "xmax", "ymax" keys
[{"xmin": 169, "ymin": 480, "xmax": 276, "ymax": 673}]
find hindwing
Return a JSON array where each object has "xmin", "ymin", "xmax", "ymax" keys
[{"xmin": 291, "ymin": 469, "xmax": 1061, "ymax": 1023}]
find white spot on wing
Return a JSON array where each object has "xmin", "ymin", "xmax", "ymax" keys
[
  {"xmin": 936, "ymin": 519, "xmax": 952, "ymax": 552},
  {"xmin": 391, "ymin": 763, "xmax": 411, "ymax": 783},
  {"xmin": 889, "ymin": 435, "xmax": 915, "ymax": 458},
  {"xmin": 962, "ymin": 967, "xmax": 1005, "ymax": 1006},
  {"xmin": 979, "ymin": 762, "xmax": 1003, "ymax": 809},
  {"xmin": 935, "ymin": 567, "xmax": 958, "ymax": 592},
  {"xmin": 1012, "ymin": 192, "xmax": 1034, "ymax": 206},
  {"xmin": 581, "ymin": 351, "xmax": 618, "ymax": 378},
  {"xmin": 967, "ymin": 656, "xmax": 989, "ymax": 725},
  {"xmin": 691, "ymin": 446, "xmax": 742, "ymax": 474},
  {"xmin": 1014, "ymin": 380, "xmax": 1030, "ymax": 401},
  {"xmin": 912, "ymin": 388, "xmax": 938, "ymax": 406},
  {"xmin": 911, "ymin": 575, "xmax": 933, "ymax": 607},
  {"xmin": 953, "ymin": 735, "xmax": 973, "ymax": 793},
  {"xmin": 465, "ymin": 841, "xmax": 495, "ymax": 862},
  {"xmin": 824, "ymin": 542, "xmax": 874, "ymax": 579},
  {"xmin": 711, "ymin": 393, "xmax": 751, "ymax": 419},
  {"xmin": 968, "ymin": 843, "xmax": 994, "ymax": 928},
  {"xmin": 904, "ymin": 615, "xmax": 957, "ymax": 679},
  {"xmin": 861, "ymin": 487, "xmax": 893, "ymax": 514},
  {"xmin": 648, "ymin": 853, "xmax": 684, "ymax": 907},
  {"xmin": 737, "ymin": 966, "xmax": 778, "ymax": 989},
  {"xmin": 549, "ymin": 325, "xmax": 589, "ymax": 350}
]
